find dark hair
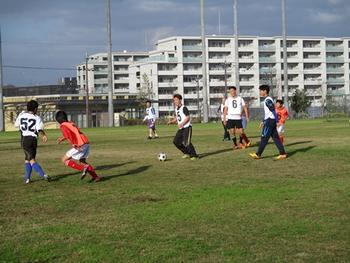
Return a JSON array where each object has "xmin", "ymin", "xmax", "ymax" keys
[
  {"xmin": 55, "ymin": 110, "xmax": 68, "ymax": 124},
  {"xmin": 27, "ymin": 100, "xmax": 39, "ymax": 112},
  {"xmin": 173, "ymin": 94, "xmax": 182, "ymax": 100},
  {"xmin": 276, "ymin": 99, "xmax": 284, "ymax": 105},
  {"xmin": 146, "ymin": 100, "xmax": 152, "ymax": 104},
  {"xmin": 229, "ymin": 86, "xmax": 237, "ymax": 90},
  {"xmin": 259, "ymin": 85, "xmax": 270, "ymax": 94}
]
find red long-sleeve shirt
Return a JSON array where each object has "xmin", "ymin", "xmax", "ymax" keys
[{"xmin": 275, "ymin": 107, "xmax": 289, "ymax": 125}]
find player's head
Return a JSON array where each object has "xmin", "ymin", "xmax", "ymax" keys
[
  {"xmin": 146, "ymin": 100, "xmax": 152, "ymax": 107},
  {"xmin": 229, "ymin": 86, "xmax": 237, "ymax": 97},
  {"xmin": 173, "ymin": 94, "xmax": 182, "ymax": 107},
  {"xmin": 259, "ymin": 85, "xmax": 270, "ymax": 97},
  {"xmin": 55, "ymin": 110, "xmax": 68, "ymax": 124},
  {"xmin": 27, "ymin": 100, "xmax": 39, "ymax": 113},
  {"xmin": 276, "ymin": 99, "xmax": 284, "ymax": 108}
]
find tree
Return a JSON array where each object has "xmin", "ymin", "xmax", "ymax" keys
[
  {"xmin": 290, "ymin": 89, "xmax": 311, "ymax": 118},
  {"xmin": 137, "ymin": 73, "xmax": 154, "ymax": 103}
]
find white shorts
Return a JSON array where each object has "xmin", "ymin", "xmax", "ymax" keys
[
  {"xmin": 277, "ymin": 124, "xmax": 285, "ymax": 134},
  {"xmin": 66, "ymin": 144, "xmax": 90, "ymax": 160}
]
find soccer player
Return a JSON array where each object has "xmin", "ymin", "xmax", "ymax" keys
[
  {"xmin": 55, "ymin": 111, "xmax": 101, "ymax": 182},
  {"xmin": 223, "ymin": 86, "xmax": 250, "ymax": 150},
  {"xmin": 167, "ymin": 94, "xmax": 199, "ymax": 160},
  {"xmin": 249, "ymin": 85, "xmax": 287, "ymax": 160},
  {"xmin": 217, "ymin": 96, "xmax": 230, "ymax": 141},
  {"xmin": 15, "ymin": 100, "xmax": 50, "ymax": 184},
  {"xmin": 275, "ymin": 99, "xmax": 289, "ymax": 145},
  {"xmin": 142, "ymin": 100, "xmax": 159, "ymax": 139}
]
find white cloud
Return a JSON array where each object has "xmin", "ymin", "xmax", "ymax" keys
[
  {"xmin": 148, "ymin": 26, "xmax": 177, "ymax": 45},
  {"xmin": 309, "ymin": 11, "xmax": 344, "ymax": 24}
]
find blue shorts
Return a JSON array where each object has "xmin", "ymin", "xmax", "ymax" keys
[{"xmin": 147, "ymin": 119, "xmax": 155, "ymax": 129}]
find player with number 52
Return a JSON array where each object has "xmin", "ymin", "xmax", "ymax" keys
[{"xmin": 15, "ymin": 100, "xmax": 50, "ymax": 184}]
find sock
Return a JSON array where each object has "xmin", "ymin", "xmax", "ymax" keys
[
  {"xmin": 242, "ymin": 133, "xmax": 249, "ymax": 144},
  {"xmin": 232, "ymin": 137, "xmax": 237, "ymax": 146},
  {"xmin": 32, "ymin": 162, "xmax": 45, "ymax": 178},
  {"xmin": 24, "ymin": 163, "xmax": 32, "ymax": 180},
  {"xmin": 65, "ymin": 160, "xmax": 84, "ymax": 171},
  {"xmin": 239, "ymin": 136, "xmax": 243, "ymax": 144}
]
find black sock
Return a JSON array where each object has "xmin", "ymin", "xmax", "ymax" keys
[
  {"xmin": 232, "ymin": 137, "xmax": 237, "ymax": 146},
  {"xmin": 239, "ymin": 136, "xmax": 243, "ymax": 144}
]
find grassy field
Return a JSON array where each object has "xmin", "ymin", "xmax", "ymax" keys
[{"xmin": 0, "ymin": 119, "xmax": 350, "ymax": 263}]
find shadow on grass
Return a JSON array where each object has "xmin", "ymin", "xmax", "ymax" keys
[
  {"xmin": 200, "ymin": 148, "xmax": 233, "ymax": 158},
  {"xmin": 285, "ymin": 140, "xmax": 313, "ymax": 147},
  {"xmin": 262, "ymin": 145, "xmax": 317, "ymax": 159},
  {"xmin": 100, "ymin": 165, "xmax": 151, "ymax": 182},
  {"xmin": 50, "ymin": 161, "xmax": 136, "ymax": 181}
]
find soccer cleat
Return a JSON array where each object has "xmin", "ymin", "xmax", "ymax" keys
[
  {"xmin": 239, "ymin": 143, "xmax": 246, "ymax": 149},
  {"xmin": 81, "ymin": 165, "xmax": 89, "ymax": 180},
  {"xmin": 182, "ymin": 154, "xmax": 190, "ymax": 159},
  {"xmin": 147, "ymin": 136, "xmax": 153, "ymax": 140},
  {"xmin": 245, "ymin": 141, "xmax": 251, "ymax": 147},
  {"xmin": 249, "ymin": 153, "xmax": 262, "ymax": 159},
  {"xmin": 274, "ymin": 154, "xmax": 288, "ymax": 160},
  {"xmin": 44, "ymin": 174, "xmax": 51, "ymax": 182},
  {"xmin": 190, "ymin": 156, "xmax": 199, "ymax": 160},
  {"xmin": 25, "ymin": 179, "xmax": 30, "ymax": 184},
  {"xmin": 154, "ymin": 136, "xmax": 159, "ymax": 139},
  {"xmin": 93, "ymin": 176, "xmax": 102, "ymax": 182},
  {"xmin": 233, "ymin": 145, "xmax": 240, "ymax": 150}
]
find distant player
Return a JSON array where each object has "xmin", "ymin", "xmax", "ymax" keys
[
  {"xmin": 143, "ymin": 100, "xmax": 159, "ymax": 139},
  {"xmin": 167, "ymin": 94, "xmax": 199, "ymax": 160},
  {"xmin": 15, "ymin": 100, "xmax": 50, "ymax": 184},
  {"xmin": 249, "ymin": 85, "xmax": 287, "ymax": 160},
  {"xmin": 223, "ymin": 86, "xmax": 250, "ymax": 150},
  {"xmin": 55, "ymin": 111, "xmax": 101, "ymax": 182},
  {"xmin": 275, "ymin": 99, "xmax": 289, "ymax": 145},
  {"xmin": 217, "ymin": 96, "xmax": 230, "ymax": 141}
]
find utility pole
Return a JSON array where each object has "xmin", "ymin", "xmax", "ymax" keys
[
  {"xmin": 233, "ymin": 0, "xmax": 240, "ymax": 93},
  {"xmin": 85, "ymin": 53, "xmax": 90, "ymax": 128},
  {"xmin": 282, "ymin": 0, "xmax": 289, "ymax": 109},
  {"xmin": 223, "ymin": 60, "xmax": 229, "ymax": 97},
  {"xmin": 0, "ymin": 26, "xmax": 4, "ymax": 132},
  {"xmin": 106, "ymin": 0, "xmax": 114, "ymax": 127},
  {"xmin": 200, "ymin": 0, "xmax": 209, "ymax": 123}
]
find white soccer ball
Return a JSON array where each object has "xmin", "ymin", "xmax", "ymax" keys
[{"xmin": 158, "ymin": 152, "xmax": 167, "ymax": 162}]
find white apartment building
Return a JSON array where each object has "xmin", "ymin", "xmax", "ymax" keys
[
  {"xmin": 77, "ymin": 51, "xmax": 148, "ymax": 94},
  {"xmin": 78, "ymin": 35, "xmax": 350, "ymax": 118}
]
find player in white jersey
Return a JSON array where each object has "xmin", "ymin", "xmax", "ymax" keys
[
  {"xmin": 249, "ymin": 85, "xmax": 287, "ymax": 160},
  {"xmin": 217, "ymin": 96, "xmax": 230, "ymax": 141},
  {"xmin": 143, "ymin": 100, "xmax": 159, "ymax": 139},
  {"xmin": 167, "ymin": 94, "xmax": 199, "ymax": 160},
  {"xmin": 14, "ymin": 100, "xmax": 50, "ymax": 184},
  {"xmin": 223, "ymin": 86, "xmax": 250, "ymax": 150}
]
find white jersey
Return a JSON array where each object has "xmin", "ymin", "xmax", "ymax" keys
[
  {"xmin": 175, "ymin": 105, "xmax": 191, "ymax": 129},
  {"xmin": 263, "ymin": 96, "xmax": 276, "ymax": 120},
  {"xmin": 143, "ymin": 106, "xmax": 157, "ymax": 121},
  {"xmin": 15, "ymin": 112, "xmax": 44, "ymax": 137},
  {"xmin": 224, "ymin": 96, "xmax": 245, "ymax": 120}
]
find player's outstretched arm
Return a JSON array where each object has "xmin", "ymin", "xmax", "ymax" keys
[
  {"xmin": 57, "ymin": 137, "xmax": 66, "ymax": 144},
  {"xmin": 38, "ymin": 130, "xmax": 48, "ymax": 143}
]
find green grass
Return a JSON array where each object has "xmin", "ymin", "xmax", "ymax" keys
[{"xmin": 1, "ymin": 119, "xmax": 350, "ymax": 262}]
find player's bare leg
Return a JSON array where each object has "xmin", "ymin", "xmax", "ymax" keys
[
  {"xmin": 241, "ymin": 129, "xmax": 251, "ymax": 147},
  {"xmin": 231, "ymin": 128, "xmax": 239, "ymax": 150}
]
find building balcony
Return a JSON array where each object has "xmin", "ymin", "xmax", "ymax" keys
[
  {"xmin": 326, "ymin": 46, "xmax": 344, "ymax": 52},
  {"xmin": 259, "ymin": 45, "xmax": 276, "ymax": 51},
  {"xmin": 326, "ymin": 57, "xmax": 344, "ymax": 63},
  {"xmin": 259, "ymin": 68, "xmax": 276, "ymax": 74},
  {"xmin": 183, "ymin": 57, "xmax": 202, "ymax": 63},
  {"xmin": 183, "ymin": 70, "xmax": 202, "ymax": 75},
  {"xmin": 327, "ymin": 79, "xmax": 345, "ymax": 85},
  {"xmin": 158, "ymin": 81, "xmax": 178, "ymax": 87},
  {"xmin": 326, "ymin": 68, "xmax": 344, "ymax": 74},
  {"xmin": 259, "ymin": 57, "xmax": 276, "ymax": 63},
  {"xmin": 158, "ymin": 70, "xmax": 178, "ymax": 76},
  {"xmin": 182, "ymin": 45, "xmax": 202, "ymax": 51},
  {"xmin": 184, "ymin": 94, "xmax": 202, "ymax": 99},
  {"xmin": 304, "ymin": 79, "xmax": 322, "ymax": 85},
  {"xmin": 159, "ymin": 106, "xmax": 175, "ymax": 112},
  {"xmin": 94, "ymin": 79, "xmax": 108, "ymax": 84}
]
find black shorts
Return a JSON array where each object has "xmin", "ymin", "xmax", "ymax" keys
[
  {"xmin": 21, "ymin": 136, "xmax": 38, "ymax": 161},
  {"xmin": 226, "ymin": 119, "xmax": 243, "ymax": 129}
]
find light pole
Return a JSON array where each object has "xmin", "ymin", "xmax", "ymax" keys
[
  {"xmin": 233, "ymin": 0, "xmax": 240, "ymax": 93},
  {"xmin": 0, "ymin": 26, "xmax": 4, "ymax": 132},
  {"xmin": 106, "ymin": 0, "xmax": 114, "ymax": 127},
  {"xmin": 281, "ymin": 0, "xmax": 289, "ymax": 109},
  {"xmin": 85, "ymin": 53, "xmax": 90, "ymax": 128},
  {"xmin": 193, "ymin": 75, "xmax": 202, "ymax": 120},
  {"xmin": 200, "ymin": 0, "xmax": 209, "ymax": 122}
]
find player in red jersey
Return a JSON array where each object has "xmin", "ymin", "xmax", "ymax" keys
[
  {"xmin": 275, "ymin": 99, "xmax": 289, "ymax": 145},
  {"xmin": 55, "ymin": 111, "xmax": 101, "ymax": 182}
]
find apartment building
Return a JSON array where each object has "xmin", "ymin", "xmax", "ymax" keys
[
  {"xmin": 76, "ymin": 51, "xmax": 148, "ymax": 94},
  {"xmin": 79, "ymin": 36, "xmax": 350, "ymax": 118}
]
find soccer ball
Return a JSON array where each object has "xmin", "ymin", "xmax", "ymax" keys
[{"xmin": 158, "ymin": 152, "xmax": 167, "ymax": 162}]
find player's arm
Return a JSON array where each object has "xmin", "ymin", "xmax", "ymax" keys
[
  {"xmin": 223, "ymin": 106, "xmax": 228, "ymax": 125},
  {"xmin": 57, "ymin": 126, "xmax": 69, "ymax": 144},
  {"xmin": 36, "ymin": 117, "xmax": 47, "ymax": 143},
  {"xmin": 167, "ymin": 115, "xmax": 177, "ymax": 125}
]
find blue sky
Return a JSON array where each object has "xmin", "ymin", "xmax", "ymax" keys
[{"xmin": 1, "ymin": 0, "xmax": 349, "ymax": 86}]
